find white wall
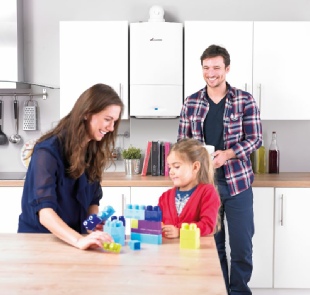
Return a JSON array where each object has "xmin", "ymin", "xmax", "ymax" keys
[{"xmin": 1, "ymin": 0, "xmax": 310, "ymax": 172}]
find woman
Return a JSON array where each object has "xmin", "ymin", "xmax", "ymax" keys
[{"xmin": 18, "ymin": 83, "xmax": 123, "ymax": 250}]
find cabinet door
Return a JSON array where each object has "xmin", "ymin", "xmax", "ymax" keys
[
  {"xmin": 130, "ymin": 187, "xmax": 169, "ymax": 206},
  {"xmin": 100, "ymin": 187, "xmax": 131, "ymax": 234},
  {"xmin": 253, "ymin": 22, "xmax": 310, "ymax": 119},
  {"xmin": 0, "ymin": 187, "xmax": 23, "ymax": 233},
  {"xmin": 274, "ymin": 188, "xmax": 310, "ymax": 288},
  {"xmin": 184, "ymin": 21, "xmax": 253, "ymax": 98},
  {"xmin": 60, "ymin": 21, "xmax": 128, "ymax": 119},
  {"xmin": 249, "ymin": 187, "xmax": 274, "ymax": 288}
]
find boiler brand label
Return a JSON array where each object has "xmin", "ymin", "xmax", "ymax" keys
[{"xmin": 150, "ymin": 38, "xmax": 162, "ymax": 41}]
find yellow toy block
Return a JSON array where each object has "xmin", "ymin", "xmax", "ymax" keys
[
  {"xmin": 131, "ymin": 219, "xmax": 138, "ymax": 229},
  {"xmin": 180, "ymin": 223, "xmax": 200, "ymax": 249},
  {"xmin": 102, "ymin": 242, "xmax": 122, "ymax": 253}
]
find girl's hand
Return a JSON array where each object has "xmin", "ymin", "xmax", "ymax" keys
[
  {"xmin": 76, "ymin": 231, "xmax": 113, "ymax": 250},
  {"xmin": 162, "ymin": 224, "xmax": 180, "ymax": 239}
]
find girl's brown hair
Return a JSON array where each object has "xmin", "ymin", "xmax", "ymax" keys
[
  {"xmin": 35, "ymin": 83, "xmax": 123, "ymax": 182},
  {"xmin": 170, "ymin": 138, "xmax": 215, "ymax": 185}
]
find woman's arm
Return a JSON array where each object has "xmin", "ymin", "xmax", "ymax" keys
[
  {"xmin": 38, "ymin": 208, "xmax": 112, "ymax": 250},
  {"xmin": 88, "ymin": 204, "xmax": 99, "ymax": 215}
]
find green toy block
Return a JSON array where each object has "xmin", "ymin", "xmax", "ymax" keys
[{"xmin": 102, "ymin": 242, "xmax": 122, "ymax": 253}]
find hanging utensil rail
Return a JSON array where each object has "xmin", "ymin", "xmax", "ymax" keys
[{"xmin": 0, "ymin": 89, "xmax": 48, "ymax": 100}]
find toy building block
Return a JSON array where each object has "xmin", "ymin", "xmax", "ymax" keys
[
  {"xmin": 104, "ymin": 220, "xmax": 125, "ymax": 246},
  {"xmin": 111, "ymin": 215, "xmax": 126, "ymax": 227},
  {"xmin": 131, "ymin": 220, "xmax": 162, "ymax": 235},
  {"xmin": 128, "ymin": 240, "xmax": 141, "ymax": 251},
  {"xmin": 83, "ymin": 214, "xmax": 102, "ymax": 231},
  {"xmin": 145, "ymin": 205, "xmax": 162, "ymax": 222},
  {"xmin": 131, "ymin": 232, "xmax": 162, "ymax": 245},
  {"xmin": 180, "ymin": 223, "xmax": 200, "ymax": 249},
  {"xmin": 124, "ymin": 204, "xmax": 146, "ymax": 220},
  {"xmin": 98, "ymin": 205, "xmax": 115, "ymax": 221},
  {"xmin": 102, "ymin": 242, "xmax": 122, "ymax": 253},
  {"xmin": 130, "ymin": 219, "xmax": 138, "ymax": 229},
  {"xmin": 83, "ymin": 206, "xmax": 116, "ymax": 231}
]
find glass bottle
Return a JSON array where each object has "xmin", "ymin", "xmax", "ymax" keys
[
  {"xmin": 268, "ymin": 131, "xmax": 280, "ymax": 173},
  {"xmin": 250, "ymin": 152, "xmax": 256, "ymax": 172},
  {"xmin": 255, "ymin": 140, "xmax": 266, "ymax": 174}
]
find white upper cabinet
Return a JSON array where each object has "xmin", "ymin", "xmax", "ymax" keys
[
  {"xmin": 185, "ymin": 21, "xmax": 310, "ymax": 120},
  {"xmin": 184, "ymin": 21, "xmax": 253, "ymax": 98},
  {"xmin": 60, "ymin": 21, "xmax": 128, "ymax": 119},
  {"xmin": 253, "ymin": 22, "xmax": 310, "ymax": 120}
]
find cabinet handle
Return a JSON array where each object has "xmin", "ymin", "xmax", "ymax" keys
[
  {"xmin": 119, "ymin": 83, "xmax": 123, "ymax": 102},
  {"xmin": 280, "ymin": 194, "xmax": 284, "ymax": 226},
  {"xmin": 121, "ymin": 193, "xmax": 125, "ymax": 215},
  {"xmin": 258, "ymin": 84, "xmax": 262, "ymax": 110},
  {"xmin": 245, "ymin": 83, "xmax": 247, "ymax": 92}
]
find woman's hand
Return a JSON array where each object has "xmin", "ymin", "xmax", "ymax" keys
[
  {"xmin": 94, "ymin": 222, "xmax": 104, "ymax": 231},
  {"xmin": 162, "ymin": 224, "xmax": 180, "ymax": 239},
  {"xmin": 76, "ymin": 231, "xmax": 113, "ymax": 250}
]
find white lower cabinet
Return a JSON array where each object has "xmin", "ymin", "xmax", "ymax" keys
[
  {"xmin": 130, "ymin": 187, "xmax": 169, "ymax": 206},
  {"xmin": 0, "ymin": 187, "xmax": 23, "ymax": 233},
  {"xmin": 274, "ymin": 188, "xmax": 310, "ymax": 288},
  {"xmin": 100, "ymin": 187, "xmax": 131, "ymax": 234},
  {"xmin": 250, "ymin": 187, "xmax": 274, "ymax": 288}
]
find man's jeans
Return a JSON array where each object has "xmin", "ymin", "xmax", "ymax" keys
[{"xmin": 214, "ymin": 185, "xmax": 254, "ymax": 295}]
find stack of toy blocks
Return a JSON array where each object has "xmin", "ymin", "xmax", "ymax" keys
[
  {"xmin": 83, "ymin": 205, "xmax": 115, "ymax": 231},
  {"xmin": 125, "ymin": 204, "xmax": 162, "ymax": 245},
  {"xmin": 180, "ymin": 223, "xmax": 200, "ymax": 249},
  {"xmin": 104, "ymin": 219, "xmax": 125, "ymax": 246}
]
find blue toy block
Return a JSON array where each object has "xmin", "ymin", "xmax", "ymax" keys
[
  {"xmin": 98, "ymin": 205, "xmax": 115, "ymax": 221},
  {"xmin": 131, "ymin": 232, "xmax": 162, "ymax": 245},
  {"xmin": 128, "ymin": 240, "xmax": 141, "ymax": 250},
  {"xmin": 83, "ymin": 214, "xmax": 102, "ymax": 231},
  {"xmin": 145, "ymin": 205, "xmax": 162, "ymax": 222},
  {"xmin": 124, "ymin": 204, "xmax": 146, "ymax": 220},
  {"xmin": 111, "ymin": 215, "xmax": 126, "ymax": 227},
  {"xmin": 104, "ymin": 220, "xmax": 125, "ymax": 246}
]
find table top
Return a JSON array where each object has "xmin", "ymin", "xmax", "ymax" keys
[{"xmin": 0, "ymin": 234, "xmax": 226, "ymax": 295}]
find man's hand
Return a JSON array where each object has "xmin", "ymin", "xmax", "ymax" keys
[{"xmin": 212, "ymin": 148, "xmax": 236, "ymax": 169}]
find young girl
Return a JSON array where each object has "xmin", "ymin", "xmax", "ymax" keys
[
  {"xmin": 158, "ymin": 138, "xmax": 221, "ymax": 238},
  {"xmin": 18, "ymin": 83, "xmax": 123, "ymax": 250}
]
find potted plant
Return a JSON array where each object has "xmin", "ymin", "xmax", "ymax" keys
[{"xmin": 121, "ymin": 145, "xmax": 142, "ymax": 175}]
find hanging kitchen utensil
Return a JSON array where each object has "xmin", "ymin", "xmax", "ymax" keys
[
  {"xmin": 0, "ymin": 100, "xmax": 9, "ymax": 145},
  {"xmin": 23, "ymin": 97, "xmax": 38, "ymax": 131},
  {"xmin": 9, "ymin": 98, "xmax": 22, "ymax": 144}
]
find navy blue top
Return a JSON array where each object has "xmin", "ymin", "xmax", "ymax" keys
[
  {"xmin": 18, "ymin": 136, "xmax": 102, "ymax": 234},
  {"xmin": 204, "ymin": 94, "xmax": 226, "ymax": 185}
]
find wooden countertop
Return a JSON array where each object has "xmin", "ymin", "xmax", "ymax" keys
[
  {"xmin": 0, "ymin": 234, "xmax": 226, "ymax": 295},
  {"xmin": 1, "ymin": 172, "xmax": 310, "ymax": 188}
]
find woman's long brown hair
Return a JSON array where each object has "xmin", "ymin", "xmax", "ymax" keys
[{"xmin": 34, "ymin": 83, "xmax": 124, "ymax": 182}]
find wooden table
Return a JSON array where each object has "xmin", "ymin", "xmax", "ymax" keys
[{"xmin": 0, "ymin": 234, "xmax": 226, "ymax": 295}]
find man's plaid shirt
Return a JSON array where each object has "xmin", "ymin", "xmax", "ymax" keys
[{"xmin": 178, "ymin": 83, "xmax": 262, "ymax": 196}]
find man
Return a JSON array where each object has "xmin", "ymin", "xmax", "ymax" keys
[{"xmin": 177, "ymin": 44, "xmax": 262, "ymax": 295}]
